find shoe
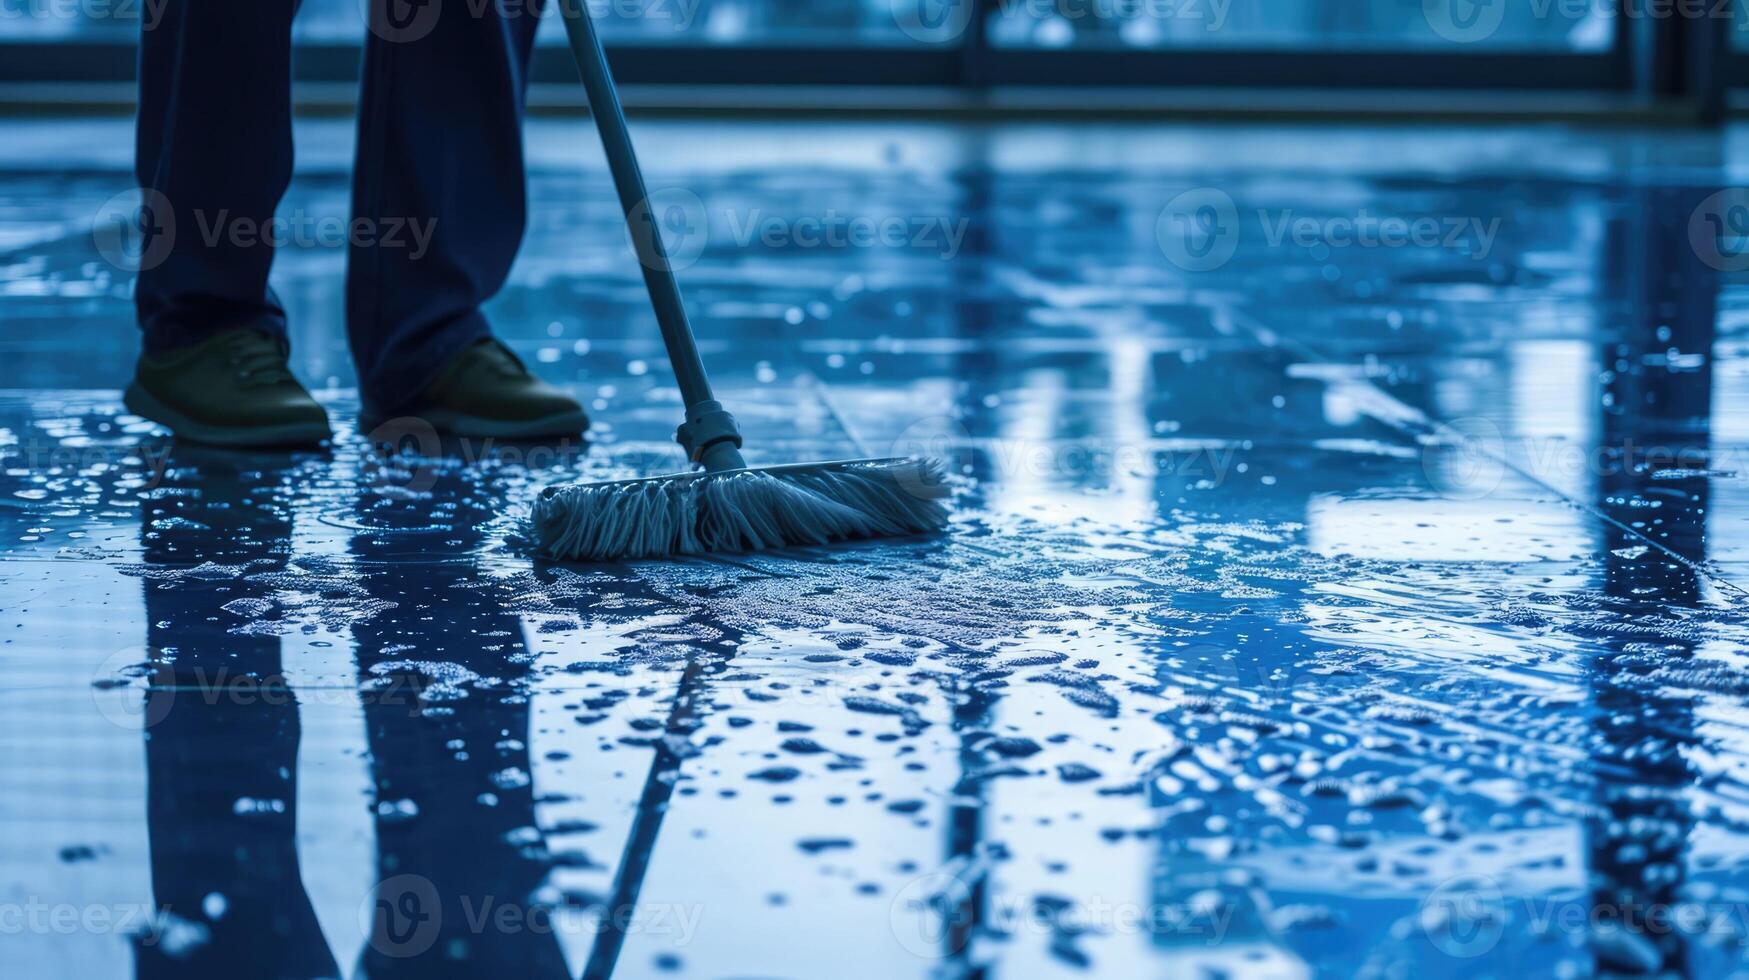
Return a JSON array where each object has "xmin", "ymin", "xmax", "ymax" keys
[
  {"xmin": 405, "ymin": 338, "xmax": 588, "ymax": 439},
  {"xmin": 124, "ymin": 328, "xmax": 331, "ymax": 447}
]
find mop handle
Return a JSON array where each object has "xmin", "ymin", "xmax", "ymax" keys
[
  {"xmin": 558, "ymin": 2, "xmax": 713, "ymax": 409},
  {"xmin": 558, "ymin": 2, "xmax": 747, "ymax": 471}
]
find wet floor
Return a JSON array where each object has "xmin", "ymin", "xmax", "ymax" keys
[{"xmin": 3, "ymin": 118, "xmax": 1749, "ymax": 978}]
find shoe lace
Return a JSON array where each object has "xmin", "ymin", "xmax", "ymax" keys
[{"xmin": 224, "ymin": 332, "xmax": 294, "ymax": 387}]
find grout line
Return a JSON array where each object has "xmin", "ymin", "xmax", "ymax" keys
[{"xmin": 800, "ymin": 370, "xmax": 874, "ymax": 458}]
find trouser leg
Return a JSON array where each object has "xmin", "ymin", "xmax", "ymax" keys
[
  {"xmin": 346, "ymin": 0, "xmax": 544, "ymax": 415},
  {"xmin": 135, "ymin": 0, "xmax": 301, "ymax": 352}
]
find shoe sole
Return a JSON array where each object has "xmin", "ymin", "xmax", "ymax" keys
[
  {"xmin": 362, "ymin": 408, "xmax": 591, "ymax": 441},
  {"xmin": 123, "ymin": 382, "xmax": 331, "ymax": 448}
]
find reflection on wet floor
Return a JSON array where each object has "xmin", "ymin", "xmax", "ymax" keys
[{"xmin": 3, "ymin": 119, "xmax": 1749, "ymax": 978}]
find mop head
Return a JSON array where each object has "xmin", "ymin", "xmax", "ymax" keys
[{"xmin": 532, "ymin": 457, "xmax": 950, "ymax": 561}]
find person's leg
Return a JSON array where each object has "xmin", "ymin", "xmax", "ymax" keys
[
  {"xmin": 348, "ymin": 0, "xmax": 577, "ymax": 426},
  {"xmin": 127, "ymin": 0, "xmax": 329, "ymax": 446},
  {"xmin": 135, "ymin": 0, "xmax": 300, "ymax": 350}
]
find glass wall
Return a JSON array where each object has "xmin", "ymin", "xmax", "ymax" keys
[{"xmin": 0, "ymin": 0, "xmax": 1617, "ymax": 49}]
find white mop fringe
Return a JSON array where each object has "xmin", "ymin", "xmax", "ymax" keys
[{"xmin": 532, "ymin": 458, "xmax": 950, "ymax": 561}]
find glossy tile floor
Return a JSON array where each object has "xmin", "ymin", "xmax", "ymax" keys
[{"xmin": 4, "ymin": 118, "xmax": 1749, "ymax": 979}]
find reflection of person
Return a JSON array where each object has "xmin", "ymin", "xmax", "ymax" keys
[
  {"xmin": 133, "ymin": 446, "xmax": 339, "ymax": 980},
  {"xmin": 351, "ymin": 454, "xmax": 569, "ymax": 978},
  {"xmin": 124, "ymin": 0, "xmax": 585, "ymax": 446}
]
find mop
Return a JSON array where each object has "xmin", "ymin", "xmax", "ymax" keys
[{"xmin": 532, "ymin": 1, "xmax": 951, "ymax": 562}]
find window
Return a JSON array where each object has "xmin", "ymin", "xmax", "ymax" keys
[
  {"xmin": 990, "ymin": 0, "xmax": 1616, "ymax": 51},
  {"xmin": 0, "ymin": 0, "xmax": 1643, "ymax": 91}
]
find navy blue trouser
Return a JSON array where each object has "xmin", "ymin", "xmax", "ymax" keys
[{"xmin": 135, "ymin": 0, "xmax": 542, "ymax": 414}]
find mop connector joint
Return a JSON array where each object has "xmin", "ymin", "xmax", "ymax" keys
[{"xmin": 676, "ymin": 400, "xmax": 743, "ymax": 466}]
